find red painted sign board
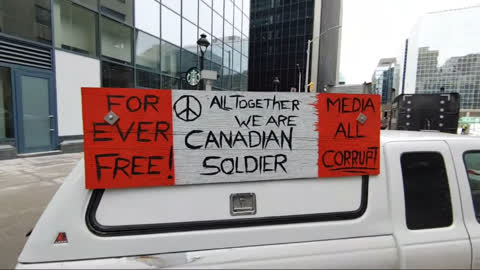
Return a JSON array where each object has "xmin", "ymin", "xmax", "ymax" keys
[
  {"xmin": 82, "ymin": 88, "xmax": 175, "ymax": 189},
  {"xmin": 316, "ymin": 94, "xmax": 381, "ymax": 177}
]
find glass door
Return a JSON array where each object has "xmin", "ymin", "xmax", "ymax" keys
[{"xmin": 14, "ymin": 69, "xmax": 56, "ymax": 153}]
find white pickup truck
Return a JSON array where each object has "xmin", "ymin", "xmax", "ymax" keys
[{"xmin": 16, "ymin": 131, "xmax": 480, "ymax": 269}]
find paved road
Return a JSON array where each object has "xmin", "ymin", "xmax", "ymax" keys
[{"xmin": 0, "ymin": 153, "xmax": 83, "ymax": 269}]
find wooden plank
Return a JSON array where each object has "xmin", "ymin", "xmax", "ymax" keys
[{"xmin": 81, "ymin": 88, "xmax": 380, "ymax": 189}]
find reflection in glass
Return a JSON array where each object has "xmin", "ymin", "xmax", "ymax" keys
[
  {"xmin": 135, "ymin": 31, "xmax": 160, "ymax": 72},
  {"xmin": 162, "ymin": 7, "xmax": 181, "ymax": 46},
  {"xmin": 211, "ymin": 62, "xmax": 222, "ymax": 88},
  {"xmin": 182, "ymin": 19, "xmax": 198, "ymax": 54},
  {"xmin": 243, "ymin": 15, "xmax": 249, "ymax": 36},
  {"xmin": 135, "ymin": 0, "xmax": 160, "ymax": 37},
  {"xmin": 213, "ymin": 12, "xmax": 223, "ymax": 38},
  {"xmin": 181, "ymin": 49, "xmax": 198, "ymax": 73},
  {"xmin": 161, "ymin": 41, "xmax": 180, "ymax": 76},
  {"xmin": 162, "ymin": 0, "xmax": 181, "ymax": 13},
  {"xmin": 0, "ymin": 67, "xmax": 13, "ymax": 140},
  {"xmin": 233, "ymin": 29, "xmax": 241, "ymax": 52},
  {"xmin": 54, "ymin": 0, "xmax": 97, "ymax": 56},
  {"xmin": 243, "ymin": 0, "xmax": 250, "ymax": 16},
  {"xmin": 199, "ymin": 2, "xmax": 212, "ymax": 33},
  {"xmin": 242, "ymin": 35, "xmax": 249, "ymax": 56},
  {"xmin": 162, "ymin": 75, "xmax": 180, "ymax": 89},
  {"xmin": 224, "ymin": 45, "xmax": 232, "ymax": 69},
  {"xmin": 241, "ymin": 55, "xmax": 248, "ymax": 74},
  {"xmin": 232, "ymin": 72, "xmax": 241, "ymax": 90},
  {"xmin": 183, "ymin": 0, "xmax": 198, "ymax": 24},
  {"xmin": 233, "ymin": 50, "xmax": 241, "ymax": 72},
  {"xmin": 100, "ymin": 0, "xmax": 133, "ymax": 24},
  {"xmin": 20, "ymin": 76, "xmax": 51, "ymax": 150},
  {"xmin": 136, "ymin": 69, "xmax": 161, "ymax": 89},
  {"xmin": 213, "ymin": 0, "xmax": 223, "ymax": 16},
  {"xmin": 241, "ymin": 75, "xmax": 248, "ymax": 91},
  {"xmin": 234, "ymin": 7, "xmax": 242, "ymax": 30},
  {"xmin": 101, "ymin": 16, "xmax": 132, "ymax": 63},
  {"xmin": 223, "ymin": 67, "xmax": 231, "ymax": 89},
  {"xmin": 0, "ymin": 0, "xmax": 52, "ymax": 44},
  {"xmin": 72, "ymin": 0, "xmax": 98, "ymax": 10},
  {"xmin": 102, "ymin": 61, "xmax": 134, "ymax": 87},
  {"xmin": 225, "ymin": 0, "xmax": 233, "ymax": 23},
  {"xmin": 212, "ymin": 39, "xmax": 223, "ymax": 65}
]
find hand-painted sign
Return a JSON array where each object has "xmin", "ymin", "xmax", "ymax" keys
[{"xmin": 82, "ymin": 88, "xmax": 380, "ymax": 189}]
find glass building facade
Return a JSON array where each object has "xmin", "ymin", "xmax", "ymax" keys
[
  {"xmin": 52, "ymin": 0, "xmax": 250, "ymax": 90},
  {"xmin": 400, "ymin": 5, "xmax": 480, "ymax": 111},
  {"xmin": 0, "ymin": 0, "xmax": 250, "ymax": 155},
  {"xmin": 248, "ymin": 0, "xmax": 314, "ymax": 92}
]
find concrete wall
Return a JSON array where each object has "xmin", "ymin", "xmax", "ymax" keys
[{"xmin": 54, "ymin": 50, "xmax": 100, "ymax": 136}]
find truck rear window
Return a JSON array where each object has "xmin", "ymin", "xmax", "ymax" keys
[
  {"xmin": 86, "ymin": 176, "xmax": 368, "ymax": 236},
  {"xmin": 464, "ymin": 151, "xmax": 480, "ymax": 222}
]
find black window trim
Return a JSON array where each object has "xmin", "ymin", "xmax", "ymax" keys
[
  {"xmin": 86, "ymin": 176, "xmax": 369, "ymax": 237},
  {"xmin": 463, "ymin": 150, "xmax": 480, "ymax": 223}
]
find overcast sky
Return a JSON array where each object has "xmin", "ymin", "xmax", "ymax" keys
[{"xmin": 339, "ymin": 0, "xmax": 480, "ymax": 84}]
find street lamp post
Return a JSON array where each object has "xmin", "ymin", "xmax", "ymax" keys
[
  {"xmin": 304, "ymin": 25, "xmax": 342, "ymax": 92},
  {"xmin": 197, "ymin": 34, "xmax": 210, "ymax": 90}
]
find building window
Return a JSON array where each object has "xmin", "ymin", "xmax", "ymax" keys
[
  {"xmin": 136, "ymin": 69, "xmax": 160, "ymax": 89},
  {"xmin": 0, "ymin": 67, "xmax": 13, "ymax": 140},
  {"xmin": 71, "ymin": 0, "xmax": 98, "ymax": 11},
  {"xmin": 401, "ymin": 152, "xmax": 453, "ymax": 230},
  {"xmin": 102, "ymin": 61, "xmax": 134, "ymax": 87},
  {"xmin": 464, "ymin": 152, "xmax": 480, "ymax": 222},
  {"xmin": 162, "ymin": 0, "xmax": 180, "ymax": 14},
  {"xmin": 161, "ymin": 41, "xmax": 180, "ymax": 77},
  {"xmin": 161, "ymin": 75, "xmax": 179, "ymax": 89},
  {"xmin": 100, "ymin": 0, "xmax": 133, "ymax": 25},
  {"xmin": 161, "ymin": 6, "xmax": 181, "ymax": 46},
  {"xmin": 213, "ymin": 0, "xmax": 223, "ymax": 16},
  {"xmin": 182, "ymin": 19, "xmax": 198, "ymax": 54},
  {"xmin": 199, "ymin": 1, "xmax": 212, "ymax": 34},
  {"xmin": 183, "ymin": 0, "xmax": 198, "ymax": 24},
  {"xmin": 54, "ymin": 0, "xmax": 98, "ymax": 57},
  {"xmin": 101, "ymin": 16, "xmax": 133, "ymax": 63},
  {"xmin": 135, "ymin": 30, "xmax": 160, "ymax": 72},
  {"xmin": 134, "ymin": 0, "xmax": 160, "ymax": 37},
  {"xmin": 0, "ymin": 0, "xmax": 52, "ymax": 44}
]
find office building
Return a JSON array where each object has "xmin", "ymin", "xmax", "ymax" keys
[
  {"xmin": 372, "ymin": 58, "xmax": 396, "ymax": 104},
  {"xmin": 248, "ymin": 0, "xmax": 342, "ymax": 92},
  {"xmin": 0, "ymin": 0, "xmax": 250, "ymax": 157},
  {"xmin": 399, "ymin": 5, "xmax": 480, "ymax": 115}
]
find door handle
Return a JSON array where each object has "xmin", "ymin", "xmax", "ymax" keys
[
  {"xmin": 49, "ymin": 115, "xmax": 54, "ymax": 118},
  {"xmin": 49, "ymin": 129, "xmax": 55, "ymax": 132}
]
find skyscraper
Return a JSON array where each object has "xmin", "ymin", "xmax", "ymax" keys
[
  {"xmin": 399, "ymin": 5, "xmax": 480, "ymax": 116},
  {"xmin": 248, "ymin": 0, "xmax": 342, "ymax": 92}
]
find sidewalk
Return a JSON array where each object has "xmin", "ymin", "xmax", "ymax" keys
[{"xmin": 0, "ymin": 153, "xmax": 83, "ymax": 269}]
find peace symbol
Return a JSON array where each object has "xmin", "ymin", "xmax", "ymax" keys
[{"xmin": 174, "ymin": 95, "xmax": 202, "ymax": 122}]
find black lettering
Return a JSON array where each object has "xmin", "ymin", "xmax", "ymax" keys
[
  {"xmin": 137, "ymin": 122, "xmax": 153, "ymax": 142},
  {"xmin": 113, "ymin": 157, "xmax": 130, "ymax": 179},
  {"xmin": 326, "ymin": 98, "xmax": 340, "ymax": 112},
  {"xmin": 235, "ymin": 115, "xmax": 251, "ymax": 129},
  {"xmin": 115, "ymin": 121, "xmax": 135, "ymax": 142},
  {"xmin": 93, "ymin": 122, "xmax": 113, "ymax": 142},
  {"xmin": 364, "ymin": 98, "xmax": 376, "ymax": 112},
  {"xmin": 235, "ymin": 156, "xmax": 244, "ymax": 173},
  {"xmin": 334, "ymin": 122, "xmax": 347, "ymax": 138},
  {"xmin": 126, "ymin": 96, "xmax": 142, "ymax": 112},
  {"xmin": 185, "ymin": 130, "xmax": 203, "ymax": 149},
  {"xmin": 201, "ymin": 156, "xmax": 221, "ymax": 175},
  {"xmin": 274, "ymin": 154, "xmax": 287, "ymax": 173},
  {"xmin": 131, "ymin": 156, "xmax": 146, "ymax": 175},
  {"xmin": 148, "ymin": 156, "xmax": 163, "ymax": 174},
  {"xmin": 107, "ymin": 95, "xmax": 125, "ymax": 111},
  {"xmin": 245, "ymin": 156, "xmax": 258, "ymax": 173},
  {"xmin": 256, "ymin": 99, "xmax": 263, "ymax": 109},
  {"xmin": 155, "ymin": 121, "xmax": 170, "ymax": 142},
  {"xmin": 352, "ymin": 98, "xmax": 361, "ymax": 112},
  {"xmin": 322, "ymin": 151, "xmax": 334, "ymax": 168},
  {"xmin": 334, "ymin": 152, "xmax": 343, "ymax": 166},
  {"xmin": 95, "ymin": 153, "xmax": 118, "ymax": 180},
  {"xmin": 230, "ymin": 95, "xmax": 245, "ymax": 109},
  {"xmin": 252, "ymin": 115, "xmax": 262, "ymax": 127},
  {"xmin": 280, "ymin": 127, "xmax": 293, "ymax": 150},
  {"xmin": 205, "ymin": 131, "xmax": 221, "ymax": 148},
  {"xmin": 221, "ymin": 158, "xmax": 235, "ymax": 174},
  {"xmin": 249, "ymin": 131, "xmax": 262, "ymax": 148},
  {"xmin": 292, "ymin": 99, "xmax": 300, "ymax": 111},
  {"xmin": 263, "ymin": 155, "xmax": 274, "ymax": 172},
  {"xmin": 144, "ymin": 95, "xmax": 159, "ymax": 112},
  {"xmin": 342, "ymin": 97, "xmax": 351, "ymax": 113},
  {"xmin": 233, "ymin": 132, "xmax": 248, "ymax": 148},
  {"xmin": 287, "ymin": 116, "xmax": 298, "ymax": 126},
  {"xmin": 219, "ymin": 131, "xmax": 233, "ymax": 148}
]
